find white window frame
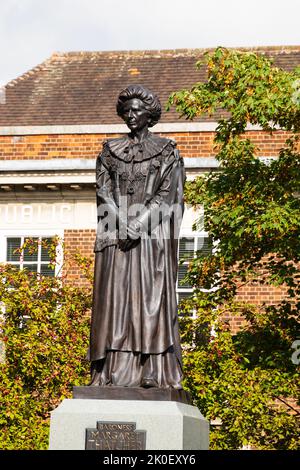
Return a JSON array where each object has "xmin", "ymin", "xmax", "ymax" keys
[
  {"xmin": 0, "ymin": 229, "xmax": 64, "ymax": 277},
  {"xmin": 177, "ymin": 229, "xmax": 213, "ymax": 318}
]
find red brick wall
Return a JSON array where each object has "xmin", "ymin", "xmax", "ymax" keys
[
  {"xmin": 63, "ymin": 229, "xmax": 96, "ymax": 287},
  {"xmin": 0, "ymin": 130, "xmax": 296, "ymax": 160},
  {"xmin": 223, "ymin": 283, "xmax": 287, "ymax": 334},
  {"xmin": 0, "ymin": 134, "xmax": 113, "ymax": 160},
  {"xmin": 236, "ymin": 283, "xmax": 287, "ymax": 305}
]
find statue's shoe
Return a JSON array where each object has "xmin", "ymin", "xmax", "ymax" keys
[{"xmin": 140, "ymin": 378, "xmax": 159, "ymax": 388}]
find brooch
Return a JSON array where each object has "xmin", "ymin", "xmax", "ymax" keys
[
  {"xmin": 134, "ymin": 171, "xmax": 145, "ymax": 181},
  {"xmin": 120, "ymin": 172, "xmax": 129, "ymax": 181}
]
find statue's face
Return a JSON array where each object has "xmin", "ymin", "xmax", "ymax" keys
[{"xmin": 122, "ymin": 98, "xmax": 150, "ymax": 131}]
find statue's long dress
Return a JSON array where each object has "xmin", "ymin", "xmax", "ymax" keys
[{"xmin": 88, "ymin": 133, "xmax": 186, "ymax": 388}]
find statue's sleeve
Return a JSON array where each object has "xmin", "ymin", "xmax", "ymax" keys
[
  {"xmin": 132, "ymin": 147, "xmax": 185, "ymax": 235},
  {"xmin": 96, "ymin": 143, "xmax": 122, "ymax": 229}
]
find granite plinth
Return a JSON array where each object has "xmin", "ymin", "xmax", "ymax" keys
[{"xmin": 48, "ymin": 398, "xmax": 209, "ymax": 450}]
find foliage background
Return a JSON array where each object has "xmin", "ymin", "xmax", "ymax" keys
[
  {"xmin": 0, "ymin": 239, "xmax": 92, "ymax": 449},
  {"xmin": 169, "ymin": 47, "xmax": 300, "ymax": 449}
]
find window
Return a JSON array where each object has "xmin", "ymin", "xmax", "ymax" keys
[
  {"xmin": 177, "ymin": 234, "xmax": 212, "ymax": 308},
  {"xmin": 6, "ymin": 236, "xmax": 55, "ymax": 276}
]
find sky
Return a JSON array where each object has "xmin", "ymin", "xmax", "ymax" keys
[{"xmin": 0, "ymin": 0, "xmax": 299, "ymax": 86}]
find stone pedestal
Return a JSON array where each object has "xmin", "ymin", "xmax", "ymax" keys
[{"xmin": 49, "ymin": 397, "xmax": 209, "ymax": 450}]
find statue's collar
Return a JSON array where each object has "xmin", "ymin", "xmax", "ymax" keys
[{"xmin": 107, "ymin": 132, "xmax": 169, "ymax": 162}]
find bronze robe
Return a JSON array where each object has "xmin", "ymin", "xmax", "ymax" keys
[{"xmin": 88, "ymin": 132, "xmax": 186, "ymax": 388}]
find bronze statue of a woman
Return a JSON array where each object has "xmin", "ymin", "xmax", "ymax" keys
[{"xmin": 88, "ymin": 85, "xmax": 186, "ymax": 388}]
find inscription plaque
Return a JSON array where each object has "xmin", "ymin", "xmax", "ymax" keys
[{"xmin": 85, "ymin": 421, "xmax": 146, "ymax": 450}]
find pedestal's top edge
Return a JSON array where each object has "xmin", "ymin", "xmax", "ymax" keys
[
  {"xmin": 63, "ymin": 398, "xmax": 195, "ymax": 406},
  {"xmin": 72, "ymin": 386, "xmax": 192, "ymax": 405},
  {"xmin": 53, "ymin": 398, "xmax": 204, "ymax": 418}
]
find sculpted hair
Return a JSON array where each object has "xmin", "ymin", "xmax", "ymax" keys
[{"xmin": 116, "ymin": 84, "xmax": 162, "ymax": 127}]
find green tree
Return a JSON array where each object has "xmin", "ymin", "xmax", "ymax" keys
[
  {"xmin": 0, "ymin": 238, "xmax": 92, "ymax": 449},
  {"xmin": 168, "ymin": 47, "xmax": 300, "ymax": 449}
]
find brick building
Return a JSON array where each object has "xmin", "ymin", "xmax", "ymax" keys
[{"xmin": 0, "ymin": 46, "xmax": 299, "ymax": 327}]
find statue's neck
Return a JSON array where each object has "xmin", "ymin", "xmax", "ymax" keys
[{"xmin": 130, "ymin": 127, "xmax": 149, "ymax": 143}]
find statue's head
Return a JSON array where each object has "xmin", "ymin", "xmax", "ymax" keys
[{"xmin": 116, "ymin": 84, "xmax": 162, "ymax": 128}]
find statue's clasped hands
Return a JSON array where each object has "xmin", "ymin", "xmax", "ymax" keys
[{"xmin": 118, "ymin": 218, "xmax": 145, "ymax": 251}]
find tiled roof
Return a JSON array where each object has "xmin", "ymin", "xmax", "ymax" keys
[{"xmin": 0, "ymin": 46, "xmax": 299, "ymax": 126}]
